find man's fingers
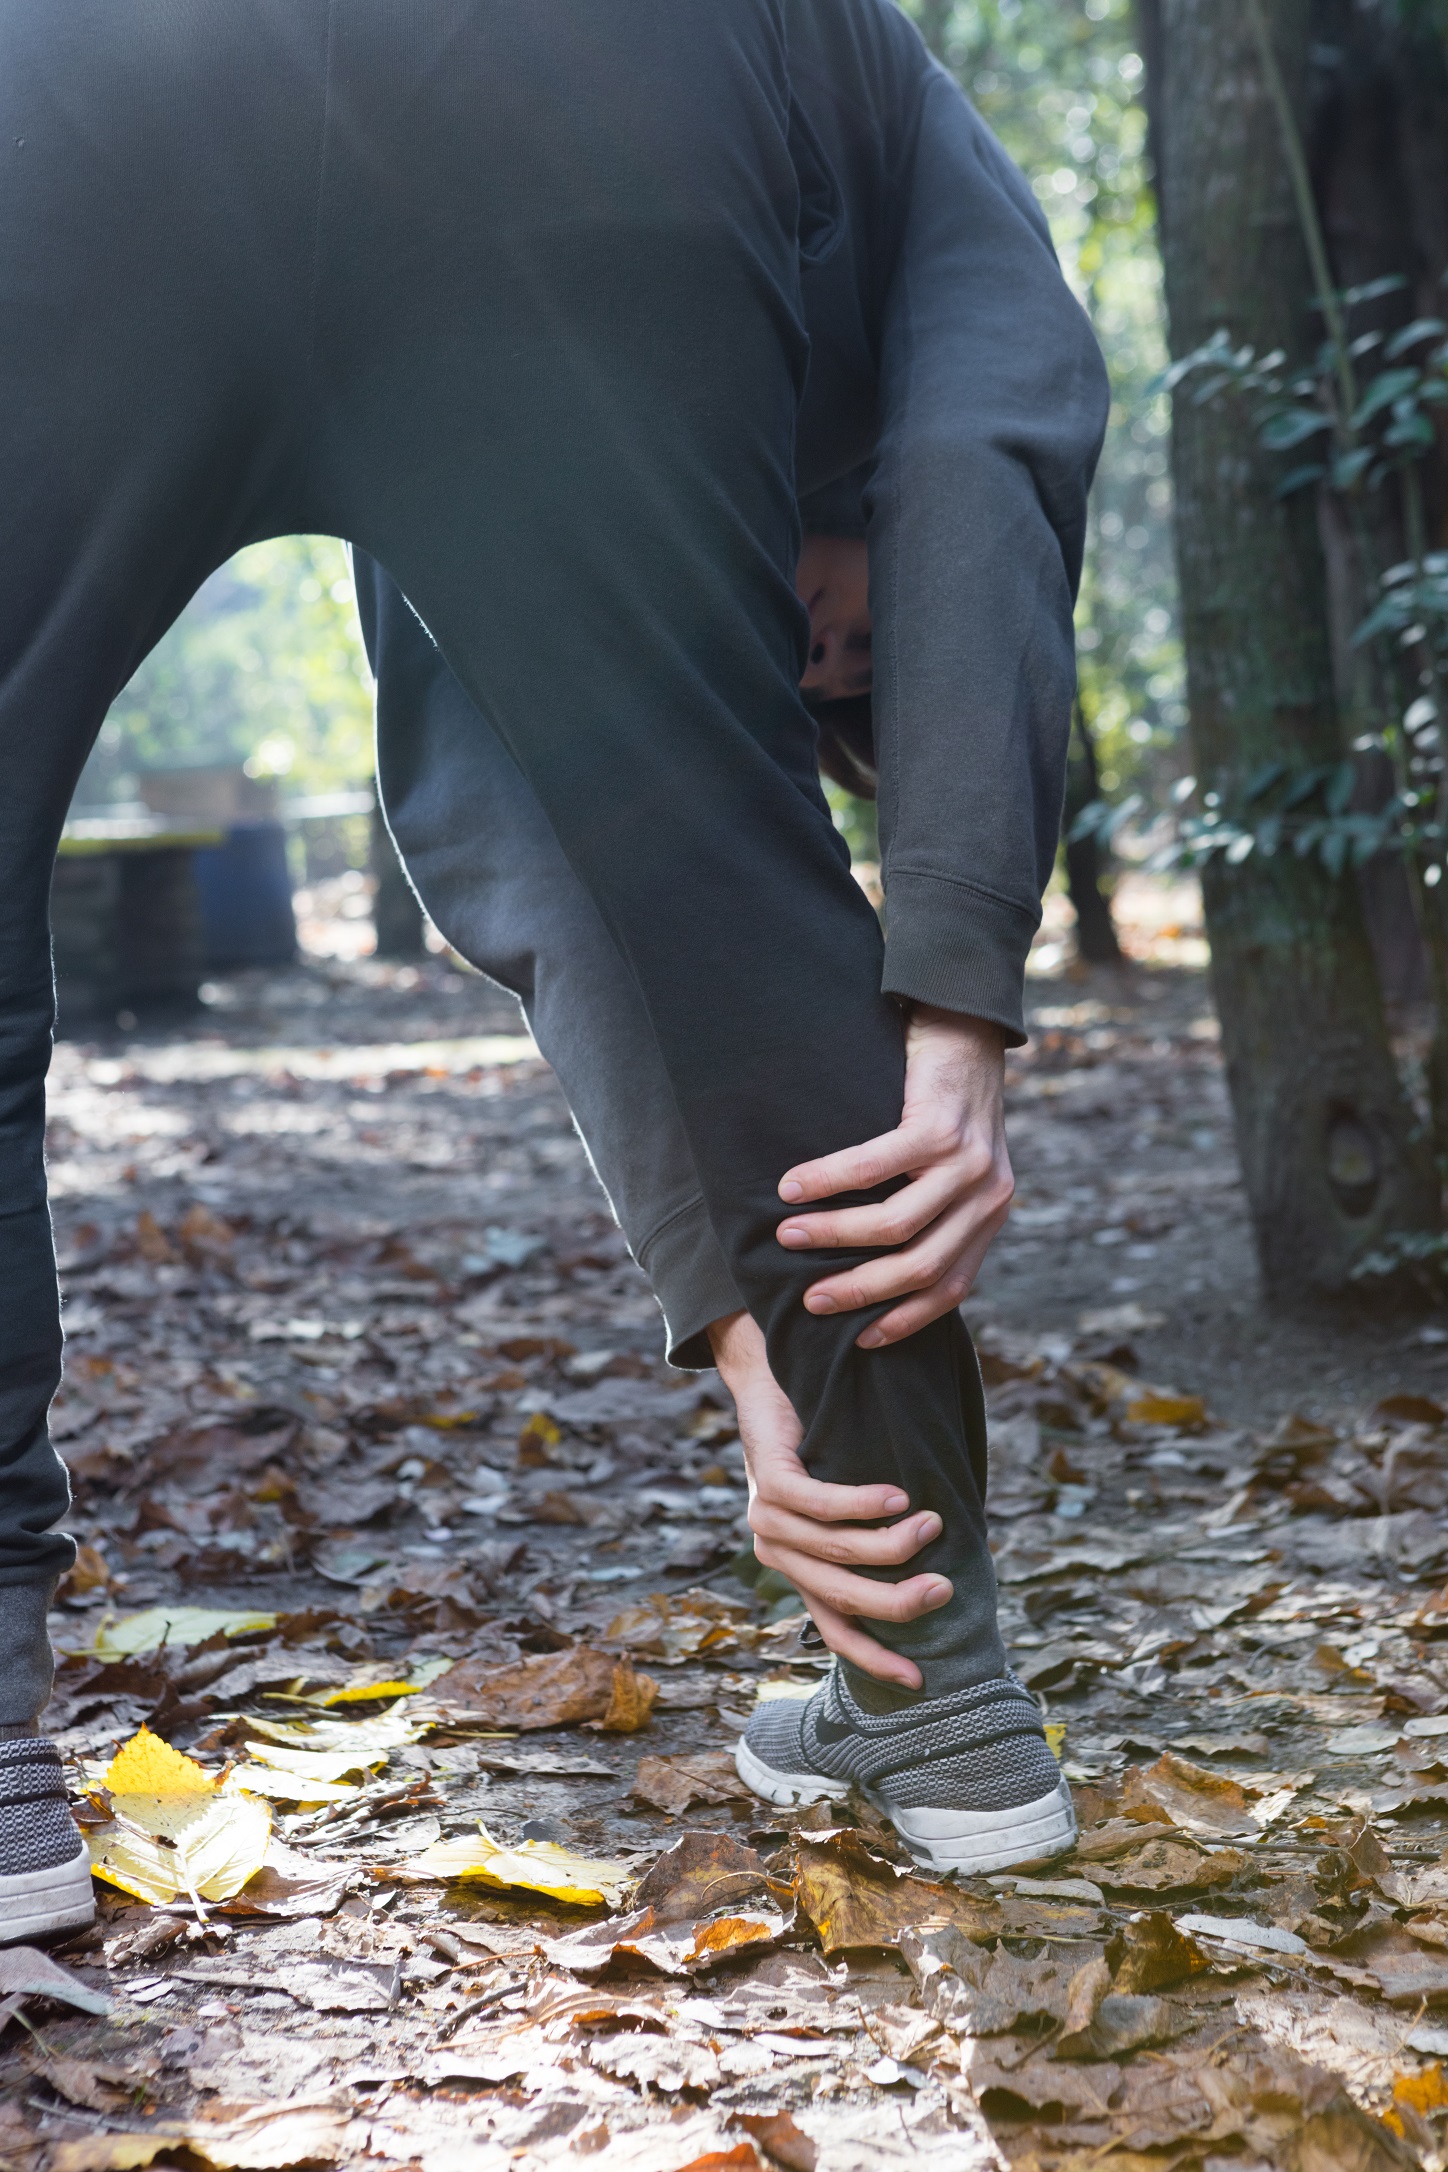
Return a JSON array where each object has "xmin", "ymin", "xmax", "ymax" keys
[
  {"xmin": 747, "ymin": 1463, "xmax": 914, "ymax": 1526},
  {"xmin": 750, "ymin": 1547, "xmax": 953, "ymax": 1625},
  {"xmin": 802, "ymin": 1196, "xmax": 1008, "ymax": 1317},
  {"xmin": 776, "ymin": 1166, "xmax": 958, "ymax": 1253},
  {"xmin": 777, "ymin": 1125, "xmax": 927, "ymax": 1205},
  {"xmin": 853, "ymin": 1219, "xmax": 1005, "ymax": 1347},
  {"xmin": 749, "ymin": 1500, "xmax": 942, "ymax": 1567},
  {"xmin": 806, "ymin": 1598, "xmax": 924, "ymax": 1690},
  {"xmin": 855, "ymin": 1281, "xmax": 970, "ymax": 1346}
]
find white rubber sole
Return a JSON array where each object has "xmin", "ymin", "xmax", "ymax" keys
[
  {"xmin": 0, "ymin": 1843, "xmax": 96, "ymax": 1944},
  {"xmin": 734, "ymin": 1737, "xmax": 1077, "ymax": 1876}
]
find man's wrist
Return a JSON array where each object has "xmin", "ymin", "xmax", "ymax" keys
[
  {"xmin": 908, "ymin": 1003, "xmax": 1006, "ymax": 1049},
  {"xmin": 705, "ymin": 1308, "xmax": 753, "ymax": 1380}
]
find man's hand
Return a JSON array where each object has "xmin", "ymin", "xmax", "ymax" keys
[
  {"xmin": 708, "ymin": 1309, "xmax": 950, "ymax": 1689},
  {"xmin": 775, "ymin": 1007, "xmax": 1012, "ymax": 1348}
]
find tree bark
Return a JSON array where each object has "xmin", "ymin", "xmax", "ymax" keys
[
  {"xmin": 1062, "ymin": 708, "xmax": 1123, "ymax": 966},
  {"xmin": 1156, "ymin": 0, "xmax": 1438, "ymax": 1294}
]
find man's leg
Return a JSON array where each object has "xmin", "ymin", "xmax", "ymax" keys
[
  {"xmin": 0, "ymin": 0, "xmax": 332, "ymax": 1933},
  {"xmin": 353, "ymin": 555, "xmax": 741, "ymax": 1365}
]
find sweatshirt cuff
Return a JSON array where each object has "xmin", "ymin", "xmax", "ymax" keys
[
  {"xmin": 636, "ymin": 1195, "xmax": 743, "ymax": 1372},
  {"xmin": 880, "ymin": 870, "xmax": 1039, "ymax": 1047}
]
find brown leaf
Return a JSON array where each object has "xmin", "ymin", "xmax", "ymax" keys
[
  {"xmin": 23, "ymin": 2055, "xmax": 142, "ymax": 2114},
  {"xmin": 435, "ymin": 1644, "xmax": 655, "ymax": 1731},
  {"xmin": 1054, "ymin": 1954, "xmax": 1111, "ymax": 2053},
  {"xmin": 604, "ymin": 1587, "xmax": 754, "ymax": 1662},
  {"xmin": 1097, "ymin": 1837, "xmax": 1250, "ymax": 1896},
  {"xmin": 921, "ymin": 1938, "xmax": 1093, "ymax": 2034},
  {"xmin": 178, "ymin": 1203, "xmax": 234, "ymax": 1255},
  {"xmin": 545, "ymin": 1905, "xmax": 784, "ymax": 1979},
  {"xmin": 1375, "ymin": 1394, "xmax": 1447, "ymax": 1430},
  {"xmin": 631, "ymin": 1750, "xmax": 746, "ymax": 1813},
  {"xmin": 633, "ymin": 1831, "xmax": 772, "ymax": 1922},
  {"xmin": 600, "ymin": 1658, "xmax": 658, "ymax": 1733},
  {"xmin": 1056, "ymin": 1990, "xmax": 1199, "ymax": 2061},
  {"xmin": 1286, "ymin": 2101, "xmax": 1422, "ymax": 2172},
  {"xmin": 962, "ymin": 2039, "xmax": 1123, "ymax": 2119},
  {"xmin": 1125, "ymin": 1390, "xmax": 1207, "ymax": 1428},
  {"xmin": 732, "ymin": 2114, "xmax": 817, "ymax": 2172},
  {"xmin": 1106, "ymin": 1910, "xmax": 1212, "ymax": 1993},
  {"xmin": 55, "ymin": 1542, "xmax": 113, "ymax": 1602},
  {"xmin": 48, "ymin": 2101, "xmax": 355, "ymax": 2171},
  {"xmin": 1120, "ymin": 1751, "xmax": 1258, "ymax": 1834},
  {"xmin": 516, "ymin": 1411, "xmax": 561, "ymax": 1466},
  {"xmin": 1330, "ymin": 1921, "xmax": 1448, "ymax": 2005},
  {"xmin": 529, "ymin": 1488, "xmax": 588, "ymax": 1524},
  {"xmin": 134, "ymin": 1209, "xmax": 178, "ymax": 1264},
  {"xmin": 1073, "ymin": 1814, "xmax": 1171, "ymax": 1859},
  {"xmin": 792, "ymin": 1830, "xmax": 1003, "ymax": 1954}
]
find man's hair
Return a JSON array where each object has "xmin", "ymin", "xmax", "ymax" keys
[{"xmin": 808, "ymin": 692, "xmax": 877, "ymax": 800}]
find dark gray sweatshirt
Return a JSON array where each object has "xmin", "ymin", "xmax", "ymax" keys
[
  {"xmin": 360, "ymin": 0, "xmax": 1109, "ymax": 1362},
  {"xmin": 788, "ymin": 0, "xmax": 1108, "ymax": 1034}
]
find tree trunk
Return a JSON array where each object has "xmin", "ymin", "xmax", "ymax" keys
[
  {"xmin": 1155, "ymin": 0, "xmax": 1438, "ymax": 1295},
  {"xmin": 1062, "ymin": 708, "xmax": 1123, "ymax": 966}
]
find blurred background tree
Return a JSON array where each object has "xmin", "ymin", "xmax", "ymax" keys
[{"xmin": 74, "ymin": 536, "xmax": 373, "ymax": 808}]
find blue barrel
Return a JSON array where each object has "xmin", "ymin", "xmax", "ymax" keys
[{"xmin": 193, "ymin": 821, "xmax": 297, "ymax": 969}]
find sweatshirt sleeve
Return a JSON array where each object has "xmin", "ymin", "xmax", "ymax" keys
[{"xmin": 869, "ymin": 67, "xmax": 1109, "ymax": 1043}]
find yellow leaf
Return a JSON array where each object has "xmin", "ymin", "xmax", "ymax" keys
[
  {"xmin": 316, "ymin": 1679, "xmax": 425, "ymax": 1705},
  {"xmin": 229, "ymin": 1764, "xmax": 360, "ymax": 1805},
  {"xmin": 406, "ymin": 1824, "xmax": 634, "ymax": 1908},
  {"xmin": 92, "ymin": 1607, "xmax": 276, "ymax": 1661},
  {"xmin": 1125, "ymin": 1392, "xmax": 1207, "ymax": 1429},
  {"xmin": 240, "ymin": 1742, "xmax": 385, "ymax": 1783},
  {"xmin": 102, "ymin": 1725, "xmax": 214, "ymax": 1799},
  {"xmin": 1395, "ymin": 2064, "xmax": 1448, "ymax": 2117},
  {"xmin": 242, "ymin": 1707, "xmax": 424, "ymax": 1753},
  {"xmin": 89, "ymin": 1790, "xmax": 271, "ymax": 1905},
  {"xmin": 1044, "ymin": 1722, "xmax": 1067, "ymax": 1762}
]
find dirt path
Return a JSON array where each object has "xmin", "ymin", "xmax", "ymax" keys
[{"xmin": 6, "ymin": 901, "xmax": 1448, "ymax": 2171}]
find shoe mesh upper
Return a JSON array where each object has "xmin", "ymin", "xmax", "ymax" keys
[
  {"xmin": 743, "ymin": 1667, "xmax": 1063, "ymax": 1813},
  {"xmin": 0, "ymin": 1737, "xmax": 89, "ymax": 1875}
]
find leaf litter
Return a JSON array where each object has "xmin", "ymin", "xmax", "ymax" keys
[{"xmin": 12, "ymin": 949, "xmax": 1448, "ymax": 2166}]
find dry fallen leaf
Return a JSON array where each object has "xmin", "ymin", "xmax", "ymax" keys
[
  {"xmin": 48, "ymin": 2101, "xmax": 354, "ymax": 2171},
  {"xmin": 604, "ymin": 1588, "xmax": 755, "ymax": 1662},
  {"xmin": 792, "ymin": 1830, "xmax": 1003, "ymax": 1954},
  {"xmin": 731, "ymin": 2113, "xmax": 817, "ymax": 2172},
  {"xmin": 87, "ymin": 1725, "xmax": 271, "ymax": 1906},
  {"xmin": 1120, "ymin": 1750, "xmax": 1259, "ymax": 1835},
  {"xmin": 434, "ymin": 1644, "xmax": 656, "ymax": 1731},
  {"xmin": 0, "ymin": 1948, "xmax": 114, "ymax": 2022},
  {"xmin": 404, "ymin": 1823, "xmax": 634, "ymax": 1907},
  {"xmin": 631, "ymin": 1750, "xmax": 748, "ymax": 1815},
  {"xmin": 1097, "ymin": 1836, "xmax": 1250, "ymax": 1895},
  {"xmin": 91, "ymin": 1607, "xmax": 277, "ymax": 1661},
  {"xmin": 1105, "ymin": 1909, "xmax": 1212, "ymax": 1993}
]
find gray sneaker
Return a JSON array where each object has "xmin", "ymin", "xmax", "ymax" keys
[
  {"xmin": 0, "ymin": 1738, "xmax": 95, "ymax": 1944},
  {"xmin": 735, "ymin": 1667, "xmax": 1075, "ymax": 1875}
]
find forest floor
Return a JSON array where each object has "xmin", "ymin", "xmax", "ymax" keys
[{"xmin": 8, "ymin": 876, "xmax": 1448, "ymax": 2172}]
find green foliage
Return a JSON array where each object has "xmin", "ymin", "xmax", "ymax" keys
[
  {"xmin": 77, "ymin": 535, "xmax": 373, "ymax": 806},
  {"xmin": 901, "ymin": 0, "xmax": 1183, "ymax": 805},
  {"xmin": 1151, "ymin": 291, "xmax": 1448, "ymax": 886}
]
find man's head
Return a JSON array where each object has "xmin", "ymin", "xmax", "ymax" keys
[
  {"xmin": 797, "ymin": 532, "xmax": 876, "ymax": 798},
  {"xmin": 796, "ymin": 532, "xmax": 870, "ymax": 701}
]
